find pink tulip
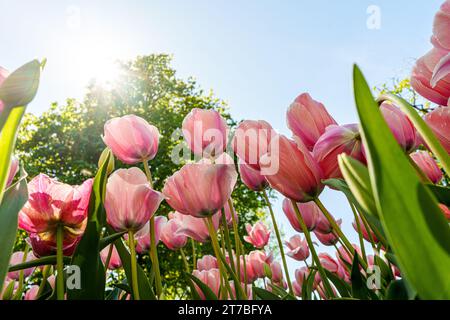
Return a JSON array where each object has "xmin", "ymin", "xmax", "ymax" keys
[
  {"xmin": 243, "ymin": 221, "xmax": 271, "ymax": 248},
  {"xmin": 336, "ymin": 244, "xmax": 362, "ymax": 268},
  {"xmin": 411, "ymin": 48, "xmax": 450, "ymax": 106},
  {"xmin": 100, "ymin": 245, "xmax": 122, "ymax": 270},
  {"xmin": 6, "ymin": 156, "xmax": 19, "ymax": 188},
  {"xmin": 424, "ymin": 106, "xmax": 450, "ymax": 153},
  {"xmin": 182, "ymin": 108, "xmax": 228, "ymax": 157},
  {"xmin": 105, "ymin": 167, "xmax": 163, "ymax": 232},
  {"xmin": 0, "ymin": 66, "xmax": 10, "ymax": 113},
  {"xmin": 317, "ymin": 281, "xmax": 337, "ymax": 300},
  {"xmin": 314, "ymin": 223, "xmax": 341, "ymax": 246},
  {"xmin": 192, "ymin": 268, "xmax": 221, "ymax": 300},
  {"xmin": 160, "ymin": 218, "xmax": 188, "ymax": 250},
  {"xmin": 432, "ymin": 0, "xmax": 450, "ymax": 51},
  {"xmin": 24, "ymin": 285, "xmax": 40, "ymax": 300},
  {"xmin": 238, "ymin": 159, "xmax": 268, "ymax": 191},
  {"xmin": 319, "ymin": 253, "xmax": 347, "ymax": 280},
  {"xmin": 286, "ymin": 93, "xmax": 337, "ymax": 151},
  {"xmin": 380, "ymin": 102, "xmax": 421, "ymax": 153},
  {"xmin": 169, "ymin": 211, "xmax": 220, "ymax": 243},
  {"xmin": 236, "ymin": 255, "xmax": 257, "ymax": 284},
  {"xmin": 103, "ymin": 114, "xmax": 159, "ymax": 164},
  {"xmin": 229, "ymin": 281, "xmax": 253, "ymax": 300},
  {"xmin": 292, "ymin": 280, "xmax": 302, "ymax": 297},
  {"xmin": 7, "ymin": 251, "xmax": 35, "ymax": 280},
  {"xmin": 28, "ymin": 233, "xmax": 81, "ymax": 258},
  {"xmin": 133, "ymin": 216, "xmax": 167, "ymax": 254},
  {"xmin": 197, "ymin": 255, "xmax": 218, "ymax": 271},
  {"xmin": 282, "ymin": 198, "xmax": 319, "ymax": 232},
  {"xmin": 19, "ymin": 174, "xmax": 93, "ymax": 244},
  {"xmin": 261, "ymin": 135, "xmax": 324, "ymax": 202},
  {"xmin": 352, "ymin": 216, "xmax": 378, "ymax": 243},
  {"xmin": 284, "ymin": 235, "xmax": 309, "ymax": 261},
  {"xmin": 410, "ymin": 150, "xmax": 443, "ymax": 183},
  {"xmin": 232, "ymin": 120, "xmax": 276, "ymax": 170},
  {"xmin": 439, "ymin": 203, "xmax": 450, "ymax": 221},
  {"xmin": 294, "ymin": 267, "xmax": 318, "ymax": 287},
  {"xmin": 162, "ymin": 161, "xmax": 237, "ymax": 218},
  {"xmin": 314, "ymin": 211, "xmax": 337, "ymax": 234},
  {"xmin": 270, "ymin": 261, "xmax": 283, "ymax": 283},
  {"xmin": 246, "ymin": 250, "xmax": 271, "ymax": 279},
  {"xmin": 313, "ymin": 124, "xmax": 365, "ymax": 179}
]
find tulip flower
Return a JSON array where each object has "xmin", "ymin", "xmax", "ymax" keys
[
  {"xmin": 6, "ymin": 156, "xmax": 19, "ymax": 188},
  {"xmin": 317, "ymin": 281, "xmax": 337, "ymax": 300},
  {"xmin": 0, "ymin": 66, "xmax": 10, "ymax": 112},
  {"xmin": 411, "ymin": 48, "xmax": 450, "ymax": 106},
  {"xmin": 238, "ymin": 255, "xmax": 257, "ymax": 284},
  {"xmin": 160, "ymin": 218, "xmax": 188, "ymax": 250},
  {"xmin": 182, "ymin": 108, "xmax": 228, "ymax": 157},
  {"xmin": 7, "ymin": 251, "xmax": 35, "ymax": 280},
  {"xmin": 163, "ymin": 161, "xmax": 237, "ymax": 218},
  {"xmin": 238, "ymin": 159, "xmax": 268, "ymax": 191},
  {"xmin": 232, "ymin": 120, "xmax": 276, "ymax": 170},
  {"xmin": 424, "ymin": 106, "xmax": 450, "ymax": 153},
  {"xmin": 24, "ymin": 285, "xmax": 39, "ymax": 300},
  {"xmin": 313, "ymin": 124, "xmax": 365, "ymax": 179},
  {"xmin": 247, "ymin": 250, "xmax": 271, "ymax": 279},
  {"xmin": 319, "ymin": 253, "xmax": 347, "ymax": 280},
  {"xmin": 270, "ymin": 261, "xmax": 283, "ymax": 283},
  {"xmin": 28, "ymin": 233, "xmax": 81, "ymax": 258},
  {"xmin": 169, "ymin": 211, "xmax": 220, "ymax": 243},
  {"xmin": 284, "ymin": 235, "xmax": 309, "ymax": 261},
  {"xmin": 261, "ymin": 135, "xmax": 324, "ymax": 202},
  {"xmin": 131, "ymin": 216, "xmax": 167, "ymax": 254},
  {"xmin": 314, "ymin": 226, "xmax": 340, "ymax": 246},
  {"xmin": 197, "ymin": 255, "xmax": 219, "ymax": 271},
  {"xmin": 336, "ymin": 244, "xmax": 363, "ymax": 268},
  {"xmin": 192, "ymin": 268, "xmax": 221, "ymax": 299},
  {"xmin": 103, "ymin": 114, "xmax": 159, "ymax": 165},
  {"xmin": 314, "ymin": 211, "xmax": 336, "ymax": 234},
  {"xmin": 352, "ymin": 217, "xmax": 378, "ymax": 243},
  {"xmin": 282, "ymin": 198, "xmax": 319, "ymax": 232},
  {"xmin": 100, "ymin": 245, "xmax": 122, "ymax": 270},
  {"xmin": 380, "ymin": 102, "xmax": 421, "ymax": 153},
  {"xmin": 105, "ymin": 167, "xmax": 163, "ymax": 232},
  {"xmin": 439, "ymin": 203, "xmax": 450, "ymax": 220},
  {"xmin": 229, "ymin": 281, "xmax": 253, "ymax": 300},
  {"xmin": 294, "ymin": 266, "xmax": 320, "ymax": 288},
  {"xmin": 292, "ymin": 280, "xmax": 302, "ymax": 297},
  {"xmin": 286, "ymin": 93, "xmax": 337, "ymax": 150},
  {"xmin": 243, "ymin": 221, "xmax": 271, "ymax": 248},
  {"xmin": 19, "ymin": 174, "xmax": 93, "ymax": 244},
  {"xmin": 410, "ymin": 150, "xmax": 443, "ymax": 183},
  {"xmin": 432, "ymin": 0, "xmax": 450, "ymax": 51}
]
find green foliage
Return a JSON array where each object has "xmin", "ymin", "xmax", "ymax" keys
[{"xmin": 15, "ymin": 54, "xmax": 264, "ymax": 298}]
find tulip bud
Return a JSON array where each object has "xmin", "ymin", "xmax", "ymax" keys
[
  {"xmin": 439, "ymin": 203, "xmax": 450, "ymax": 221},
  {"xmin": 192, "ymin": 269, "xmax": 221, "ymax": 300},
  {"xmin": 282, "ymin": 198, "xmax": 319, "ymax": 232},
  {"xmin": 24, "ymin": 285, "xmax": 39, "ymax": 300},
  {"xmin": 410, "ymin": 151, "xmax": 443, "ymax": 184},
  {"xmin": 160, "ymin": 218, "xmax": 188, "ymax": 250},
  {"xmin": 238, "ymin": 159, "xmax": 268, "ymax": 191},
  {"xmin": 98, "ymin": 148, "xmax": 115, "ymax": 175},
  {"xmin": 6, "ymin": 156, "xmax": 19, "ymax": 188},
  {"xmin": 7, "ymin": 251, "xmax": 35, "ymax": 280},
  {"xmin": 100, "ymin": 245, "xmax": 122, "ymax": 270},
  {"xmin": 314, "ymin": 228, "xmax": 340, "ymax": 246},
  {"xmin": 133, "ymin": 216, "xmax": 167, "ymax": 254},
  {"xmin": 424, "ymin": 106, "xmax": 450, "ymax": 154}
]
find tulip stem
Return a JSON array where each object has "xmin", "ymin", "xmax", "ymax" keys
[
  {"xmin": 220, "ymin": 210, "xmax": 236, "ymax": 275},
  {"xmin": 262, "ymin": 190, "xmax": 294, "ymax": 296},
  {"xmin": 228, "ymin": 199, "xmax": 241, "ymax": 283},
  {"xmin": 104, "ymin": 244, "xmax": 114, "ymax": 277},
  {"xmin": 349, "ymin": 202, "xmax": 368, "ymax": 265},
  {"xmin": 180, "ymin": 248, "xmax": 190, "ymax": 273},
  {"xmin": 142, "ymin": 160, "xmax": 154, "ymax": 188},
  {"xmin": 56, "ymin": 224, "xmax": 65, "ymax": 300},
  {"xmin": 37, "ymin": 265, "xmax": 51, "ymax": 298},
  {"xmin": 314, "ymin": 198, "xmax": 368, "ymax": 270},
  {"xmin": 290, "ymin": 199, "xmax": 334, "ymax": 299},
  {"xmin": 128, "ymin": 230, "xmax": 140, "ymax": 300},
  {"xmin": 149, "ymin": 216, "xmax": 163, "ymax": 298},
  {"xmin": 191, "ymin": 239, "xmax": 197, "ymax": 270}
]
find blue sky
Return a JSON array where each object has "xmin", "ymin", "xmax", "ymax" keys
[{"xmin": 0, "ymin": 0, "xmax": 443, "ymax": 274}]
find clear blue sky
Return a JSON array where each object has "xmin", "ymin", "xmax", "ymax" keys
[{"xmin": 0, "ymin": 0, "xmax": 442, "ymax": 274}]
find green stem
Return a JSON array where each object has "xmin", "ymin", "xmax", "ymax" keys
[
  {"xmin": 150, "ymin": 216, "xmax": 163, "ymax": 298},
  {"xmin": 228, "ymin": 199, "xmax": 241, "ymax": 281},
  {"xmin": 191, "ymin": 239, "xmax": 197, "ymax": 270},
  {"xmin": 180, "ymin": 248, "xmax": 190, "ymax": 273},
  {"xmin": 56, "ymin": 225, "xmax": 65, "ymax": 300},
  {"xmin": 37, "ymin": 265, "xmax": 51, "ymax": 298},
  {"xmin": 220, "ymin": 210, "xmax": 236, "ymax": 275},
  {"xmin": 128, "ymin": 230, "xmax": 140, "ymax": 300},
  {"xmin": 314, "ymin": 198, "xmax": 368, "ymax": 270},
  {"xmin": 262, "ymin": 190, "xmax": 294, "ymax": 295},
  {"xmin": 349, "ymin": 202, "xmax": 367, "ymax": 265},
  {"xmin": 104, "ymin": 244, "xmax": 114, "ymax": 276},
  {"xmin": 142, "ymin": 160, "xmax": 153, "ymax": 188},
  {"xmin": 290, "ymin": 199, "xmax": 334, "ymax": 299}
]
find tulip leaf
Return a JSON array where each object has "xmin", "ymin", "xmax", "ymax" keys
[
  {"xmin": 67, "ymin": 152, "xmax": 111, "ymax": 300},
  {"xmin": 427, "ymin": 184, "xmax": 450, "ymax": 206},
  {"xmin": 8, "ymin": 255, "xmax": 70, "ymax": 272},
  {"xmin": 187, "ymin": 273, "xmax": 219, "ymax": 300},
  {"xmin": 252, "ymin": 287, "xmax": 280, "ymax": 300},
  {"xmin": 385, "ymin": 280, "xmax": 410, "ymax": 300},
  {"xmin": 0, "ymin": 168, "xmax": 28, "ymax": 293},
  {"xmin": 99, "ymin": 231, "xmax": 126, "ymax": 250},
  {"xmin": 301, "ymin": 269, "xmax": 317, "ymax": 300},
  {"xmin": 324, "ymin": 270, "xmax": 351, "ymax": 298},
  {"xmin": 353, "ymin": 65, "xmax": 450, "ymax": 299},
  {"xmin": 350, "ymin": 254, "xmax": 377, "ymax": 300}
]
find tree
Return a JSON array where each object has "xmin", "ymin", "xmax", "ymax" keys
[{"xmin": 16, "ymin": 54, "xmax": 266, "ymax": 298}]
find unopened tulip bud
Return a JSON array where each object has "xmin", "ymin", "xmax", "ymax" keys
[
  {"xmin": 98, "ymin": 148, "xmax": 115, "ymax": 175},
  {"xmin": 424, "ymin": 106, "xmax": 450, "ymax": 153},
  {"xmin": 282, "ymin": 198, "xmax": 319, "ymax": 232},
  {"xmin": 410, "ymin": 151, "xmax": 443, "ymax": 183}
]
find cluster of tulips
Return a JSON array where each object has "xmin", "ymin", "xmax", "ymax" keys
[{"xmin": 1, "ymin": 0, "xmax": 450, "ymax": 301}]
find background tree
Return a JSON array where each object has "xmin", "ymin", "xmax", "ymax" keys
[{"xmin": 16, "ymin": 54, "xmax": 266, "ymax": 298}]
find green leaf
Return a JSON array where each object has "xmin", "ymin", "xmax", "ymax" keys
[
  {"xmin": 301, "ymin": 269, "xmax": 317, "ymax": 300},
  {"xmin": 252, "ymin": 287, "xmax": 281, "ymax": 300},
  {"xmin": 0, "ymin": 168, "xmax": 28, "ymax": 292},
  {"xmin": 187, "ymin": 273, "xmax": 218, "ymax": 300},
  {"xmin": 350, "ymin": 254, "xmax": 377, "ymax": 300},
  {"xmin": 67, "ymin": 152, "xmax": 112, "ymax": 300},
  {"xmin": 324, "ymin": 270, "xmax": 351, "ymax": 298},
  {"xmin": 427, "ymin": 184, "xmax": 450, "ymax": 206},
  {"xmin": 385, "ymin": 280, "xmax": 409, "ymax": 300},
  {"xmin": 353, "ymin": 65, "xmax": 450, "ymax": 299},
  {"xmin": 8, "ymin": 255, "xmax": 70, "ymax": 272},
  {"xmin": 99, "ymin": 231, "xmax": 127, "ymax": 250}
]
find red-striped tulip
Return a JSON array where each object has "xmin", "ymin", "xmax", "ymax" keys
[
  {"xmin": 243, "ymin": 221, "xmax": 271, "ymax": 248},
  {"xmin": 105, "ymin": 168, "xmax": 163, "ymax": 232},
  {"xmin": 6, "ymin": 156, "xmax": 19, "ymax": 188},
  {"xmin": 287, "ymin": 93, "xmax": 337, "ymax": 150},
  {"xmin": 232, "ymin": 120, "xmax": 276, "ymax": 170},
  {"xmin": 192, "ymin": 268, "xmax": 221, "ymax": 300},
  {"xmin": 196, "ymin": 255, "xmax": 218, "ymax": 271},
  {"xmin": 7, "ymin": 251, "xmax": 35, "ymax": 280},
  {"xmin": 28, "ymin": 233, "xmax": 81, "ymax": 258},
  {"xmin": 261, "ymin": 135, "xmax": 324, "ymax": 202},
  {"xmin": 100, "ymin": 245, "xmax": 122, "ymax": 270},
  {"xmin": 380, "ymin": 102, "xmax": 421, "ymax": 153},
  {"xmin": 163, "ymin": 161, "xmax": 237, "ymax": 218},
  {"xmin": 238, "ymin": 159, "xmax": 268, "ymax": 191},
  {"xmin": 160, "ymin": 218, "xmax": 188, "ymax": 250},
  {"xmin": 103, "ymin": 115, "xmax": 159, "ymax": 164},
  {"xmin": 19, "ymin": 174, "xmax": 93, "ymax": 243},
  {"xmin": 182, "ymin": 108, "xmax": 228, "ymax": 157},
  {"xmin": 133, "ymin": 216, "xmax": 167, "ymax": 254},
  {"xmin": 410, "ymin": 151, "xmax": 443, "ymax": 183},
  {"xmin": 169, "ymin": 211, "xmax": 220, "ymax": 243},
  {"xmin": 424, "ymin": 106, "xmax": 450, "ymax": 153},
  {"xmin": 282, "ymin": 198, "xmax": 319, "ymax": 232},
  {"xmin": 284, "ymin": 235, "xmax": 309, "ymax": 261},
  {"xmin": 313, "ymin": 124, "xmax": 365, "ymax": 179}
]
